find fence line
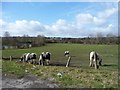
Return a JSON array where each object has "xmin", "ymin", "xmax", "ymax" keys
[
  {"xmin": 2, "ymin": 56, "xmax": 21, "ymax": 60},
  {"xmin": 2, "ymin": 56, "xmax": 72, "ymax": 67}
]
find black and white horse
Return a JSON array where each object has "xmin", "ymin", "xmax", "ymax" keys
[
  {"xmin": 20, "ymin": 53, "xmax": 27, "ymax": 62},
  {"xmin": 64, "ymin": 51, "xmax": 69, "ymax": 57},
  {"xmin": 39, "ymin": 52, "xmax": 51, "ymax": 66},
  {"xmin": 89, "ymin": 51, "xmax": 102, "ymax": 69},
  {"xmin": 20, "ymin": 53, "xmax": 37, "ymax": 64}
]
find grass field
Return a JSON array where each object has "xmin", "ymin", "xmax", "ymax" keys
[
  {"xmin": 2, "ymin": 44, "xmax": 119, "ymax": 88},
  {"xmin": 2, "ymin": 44, "xmax": 118, "ymax": 69}
]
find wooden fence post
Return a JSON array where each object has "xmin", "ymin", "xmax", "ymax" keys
[
  {"xmin": 66, "ymin": 56, "xmax": 71, "ymax": 67},
  {"xmin": 10, "ymin": 56, "xmax": 12, "ymax": 61}
]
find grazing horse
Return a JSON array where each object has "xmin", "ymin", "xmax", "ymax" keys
[
  {"xmin": 29, "ymin": 53, "xmax": 37, "ymax": 64},
  {"xmin": 39, "ymin": 52, "xmax": 51, "ymax": 66},
  {"xmin": 25, "ymin": 53, "xmax": 31, "ymax": 62},
  {"xmin": 89, "ymin": 51, "xmax": 102, "ymax": 69},
  {"xmin": 64, "ymin": 51, "xmax": 69, "ymax": 57},
  {"xmin": 20, "ymin": 53, "xmax": 27, "ymax": 62},
  {"xmin": 20, "ymin": 53, "xmax": 37, "ymax": 64}
]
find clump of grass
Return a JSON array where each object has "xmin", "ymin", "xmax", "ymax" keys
[{"xmin": 2, "ymin": 61, "xmax": 32, "ymax": 78}]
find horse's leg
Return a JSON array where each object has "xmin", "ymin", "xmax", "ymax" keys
[
  {"xmin": 46, "ymin": 60, "xmax": 49, "ymax": 65},
  {"xmin": 30, "ymin": 59, "xmax": 32, "ymax": 64},
  {"xmin": 42, "ymin": 59, "xmax": 44, "ymax": 66},
  {"xmin": 23, "ymin": 58, "xmax": 24, "ymax": 63},
  {"xmin": 33, "ymin": 59, "xmax": 35, "ymax": 64},
  {"xmin": 94, "ymin": 59, "xmax": 99, "ymax": 69},
  {"xmin": 99, "ymin": 60, "xmax": 102, "ymax": 66},
  {"xmin": 89, "ymin": 58, "xmax": 93, "ymax": 67},
  {"xmin": 28, "ymin": 60, "xmax": 31, "ymax": 64},
  {"xmin": 39, "ymin": 59, "xmax": 41, "ymax": 65},
  {"xmin": 23, "ymin": 56, "xmax": 25, "ymax": 63}
]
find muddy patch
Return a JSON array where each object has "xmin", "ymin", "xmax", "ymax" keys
[{"xmin": 2, "ymin": 74, "xmax": 58, "ymax": 88}]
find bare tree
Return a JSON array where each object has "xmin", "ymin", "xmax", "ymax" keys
[
  {"xmin": 96, "ymin": 32, "xmax": 104, "ymax": 44},
  {"xmin": 106, "ymin": 33, "xmax": 115, "ymax": 37},
  {"xmin": 3, "ymin": 31, "xmax": 11, "ymax": 46},
  {"xmin": 4, "ymin": 31, "xmax": 10, "ymax": 37},
  {"xmin": 96, "ymin": 32, "xmax": 103, "ymax": 38},
  {"xmin": 89, "ymin": 34, "xmax": 95, "ymax": 38},
  {"xmin": 106, "ymin": 33, "xmax": 117, "ymax": 44},
  {"xmin": 34, "ymin": 35, "xmax": 45, "ymax": 46}
]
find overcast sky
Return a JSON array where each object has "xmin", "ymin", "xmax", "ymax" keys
[{"xmin": 0, "ymin": 1, "xmax": 118, "ymax": 37}]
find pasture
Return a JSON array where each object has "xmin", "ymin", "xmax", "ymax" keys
[{"xmin": 2, "ymin": 44, "xmax": 119, "ymax": 88}]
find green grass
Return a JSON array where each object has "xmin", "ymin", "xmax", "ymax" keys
[
  {"xmin": 2, "ymin": 61, "xmax": 118, "ymax": 88},
  {"xmin": 2, "ymin": 44, "xmax": 118, "ymax": 69},
  {"xmin": 2, "ymin": 44, "xmax": 119, "ymax": 88},
  {"xmin": 2, "ymin": 61, "xmax": 27, "ymax": 78}
]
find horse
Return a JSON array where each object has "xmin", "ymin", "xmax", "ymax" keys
[
  {"xmin": 20, "ymin": 53, "xmax": 37, "ymax": 64},
  {"xmin": 39, "ymin": 52, "xmax": 51, "ymax": 66},
  {"xmin": 64, "ymin": 51, "xmax": 69, "ymax": 57},
  {"xmin": 89, "ymin": 51, "xmax": 102, "ymax": 69}
]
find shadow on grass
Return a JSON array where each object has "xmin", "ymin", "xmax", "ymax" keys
[
  {"xmin": 49, "ymin": 62, "xmax": 66, "ymax": 66},
  {"xmin": 102, "ymin": 64, "xmax": 118, "ymax": 67},
  {"xmin": 15, "ymin": 61, "xmax": 69, "ymax": 67},
  {"xmin": 10, "ymin": 60, "xmax": 118, "ymax": 69},
  {"xmin": 102, "ymin": 64, "xmax": 117, "ymax": 67},
  {"xmin": 49, "ymin": 62, "xmax": 81, "ymax": 68},
  {"xmin": 101, "ymin": 64, "xmax": 118, "ymax": 70}
]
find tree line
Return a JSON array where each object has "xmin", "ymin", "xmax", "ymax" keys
[
  {"xmin": 1, "ymin": 31, "xmax": 119, "ymax": 49},
  {"xmin": 46, "ymin": 37, "xmax": 119, "ymax": 44}
]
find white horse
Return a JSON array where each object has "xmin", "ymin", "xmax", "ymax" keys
[
  {"xmin": 89, "ymin": 51, "xmax": 102, "ymax": 69},
  {"xmin": 39, "ymin": 52, "xmax": 51, "ymax": 66}
]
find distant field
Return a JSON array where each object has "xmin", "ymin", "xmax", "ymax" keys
[
  {"xmin": 2, "ymin": 43, "xmax": 118, "ymax": 69},
  {"xmin": 2, "ymin": 44, "xmax": 119, "ymax": 88}
]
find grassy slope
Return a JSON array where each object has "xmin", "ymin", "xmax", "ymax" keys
[
  {"xmin": 2, "ymin": 44, "xmax": 118, "ymax": 88},
  {"xmin": 2, "ymin": 61, "xmax": 118, "ymax": 88}
]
